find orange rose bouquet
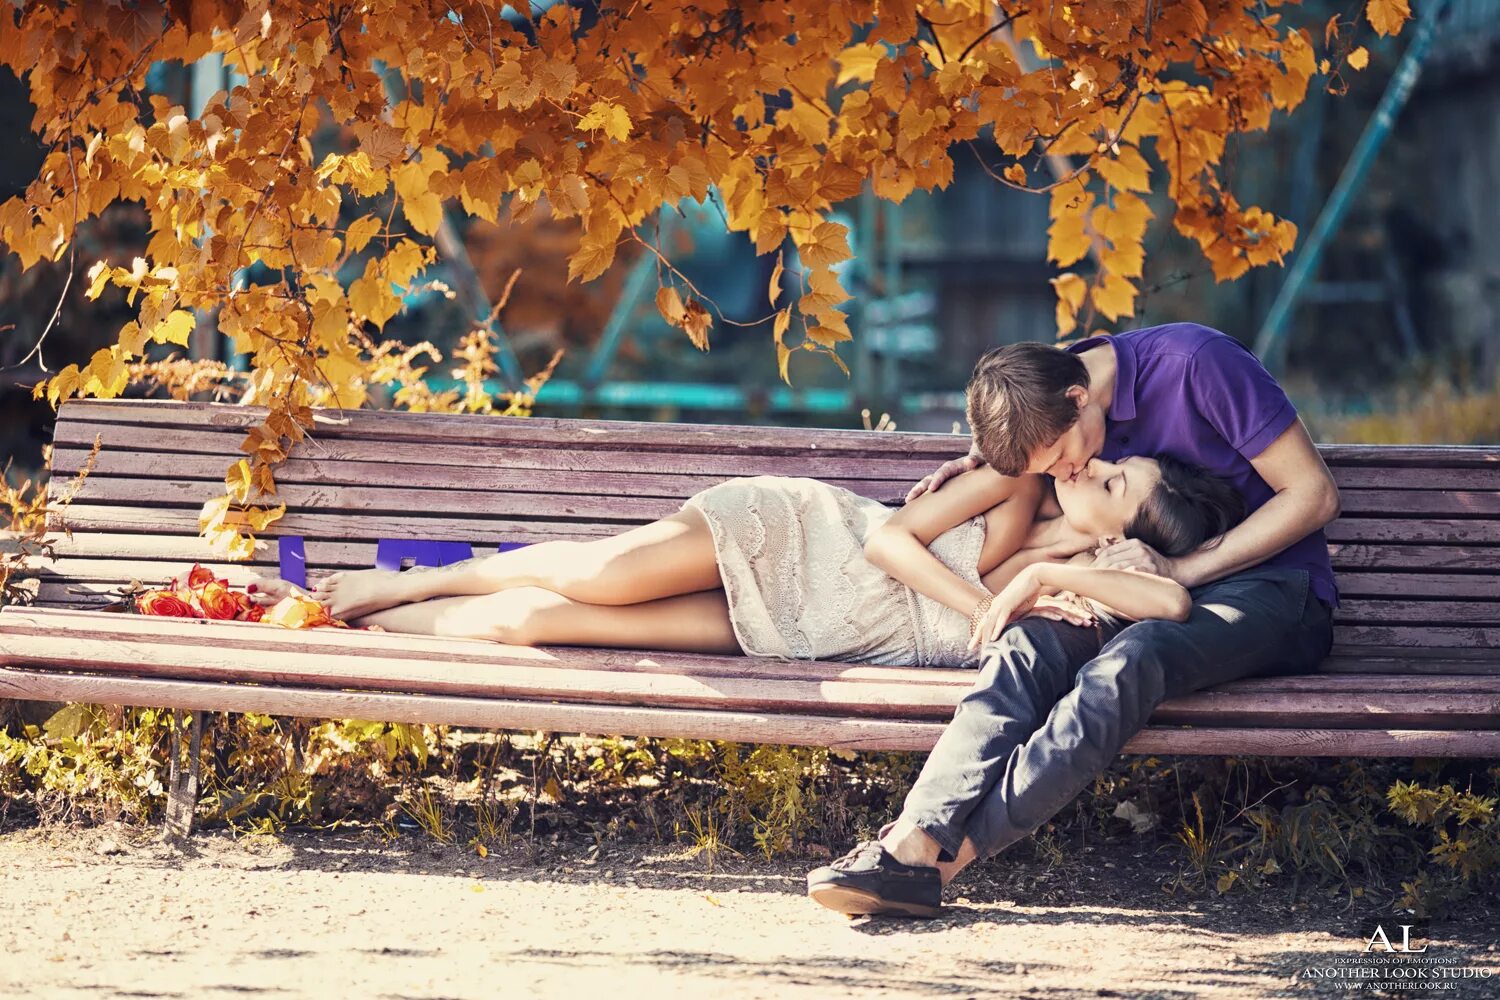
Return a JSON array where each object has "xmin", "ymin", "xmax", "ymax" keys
[{"xmin": 132, "ymin": 563, "xmax": 348, "ymax": 630}]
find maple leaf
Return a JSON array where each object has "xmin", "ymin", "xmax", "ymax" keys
[
  {"xmin": 681, "ymin": 299, "xmax": 712, "ymax": 351},
  {"xmin": 656, "ymin": 285, "xmax": 686, "ymax": 326},
  {"xmin": 579, "ymin": 101, "xmax": 631, "ymax": 142},
  {"xmin": 1366, "ymin": 0, "xmax": 1411, "ymax": 37}
]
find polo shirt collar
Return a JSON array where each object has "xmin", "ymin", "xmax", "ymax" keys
[{"xmin": 1065, "ymin": 334, "xmax": 1137, "ymax": 422}]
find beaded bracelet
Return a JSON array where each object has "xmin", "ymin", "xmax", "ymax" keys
[{"xmin": 968, "ymin": 593, "xmax": 995, "ymax": 638}]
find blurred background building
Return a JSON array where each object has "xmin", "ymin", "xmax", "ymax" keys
[{"xmin": 3, "ymin": 0, "xmax": 1498, "ymax": 473}]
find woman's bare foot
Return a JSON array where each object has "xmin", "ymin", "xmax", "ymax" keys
[
  {"xmin": 309, "ymin": 568, "xmax": 417, "ymax": 620},
  {"xmin": 243, "ymin": 572, "xmax": 312, "ymax": 606}
]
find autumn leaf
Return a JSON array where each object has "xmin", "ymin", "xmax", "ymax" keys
[
  {"xmin": 1, "ymin": 0, "xmax": 1407, "ymax": 552},
  {"xmin": 836, "ymin": 42, "xmax": 884, "ymax": 85},
  {"xmin": 1366, "ymin": 0, "xmax": 1411, "ymax": 37},
  {"xmin": 1091, "ymin": 272, "xmax": 1138, "ymax": 322},
  {"xmin": 655, "ymin": 285, "xmax": 686, "ymax": 326},
  {"xmin": 579, "ymin": 100, "xmax": 631, "ymax": 142},
  {"xmin": 797, "ymin": 221, "xmax": 853, "ymax": 269},
  {"xmin": 1050, "ymin": 273, "xmax": 1089, "ymax": 337},
  {"xmin": 681, "ymin": 299, "xmax": 712, "ymax": 351}
]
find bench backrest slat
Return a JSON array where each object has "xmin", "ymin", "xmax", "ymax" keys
[{"xmin": 30, "ymin": 399, "xmax": 1499, "ymax": 663}]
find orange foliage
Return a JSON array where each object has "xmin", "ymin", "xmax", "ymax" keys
[{"xmin": 0, "ymin": 0, "xmax": 1408, "ymax": 555}]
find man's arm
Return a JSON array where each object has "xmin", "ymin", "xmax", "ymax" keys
[
  {"xmin": 1092, "ymin": 418, "xmax": 1340, "ymax": 587},
  {"xmin": 904, "ymin": 442, "xmax": 986, "ymax": 503}
]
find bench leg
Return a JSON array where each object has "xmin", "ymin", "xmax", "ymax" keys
[{"xmin": 164, "ymin": 709, "xmax": 205, "ymax": 838}]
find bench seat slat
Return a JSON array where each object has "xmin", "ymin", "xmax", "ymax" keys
[
  {"xmin": 21, "ymin": 583, "xmax": 1500, "ymax": 655},
  {"xmin": 5, "ymin": 635, "xmax": 1498, "ymax": 727},
  {"xmin": 4, "ymin": 667, "xmax": 1497, "ymax": 757},
  {"xmin": 17, "ymin": 562, "xmax": 1500, "ymax": 626},
  {"xmin": 10, "ymin": 607, "xmax": 1500, "ymax": 691}
]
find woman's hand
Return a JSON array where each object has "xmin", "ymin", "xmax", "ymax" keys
[{"xmin": 968, "ymin": 567, "xmax": 1045, "ymax": 651}]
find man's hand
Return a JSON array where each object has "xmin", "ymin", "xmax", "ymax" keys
[
  {"xmin": 1025, "ymin": 594, "xmax": 1096, "ymax": 627},
  {"xmin": 906, "ymin": 451, "xmax": 986, "ymax": 503},
  {"xmin": 1090, "ymin": 537, "xmax": 1179, "ymax": 580}
]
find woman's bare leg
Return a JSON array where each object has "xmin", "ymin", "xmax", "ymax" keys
[
  {"xmin": 349, "ymin": 586, "xmax": 742, "ymax": 654},
  {"xmin": 251, "ymin": 509, "xmax": 724, "ymax": 621}
]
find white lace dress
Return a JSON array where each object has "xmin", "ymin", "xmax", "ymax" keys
[{"xmin": 682, "ymin": 475, "xmax": 987, "ymax": 668}]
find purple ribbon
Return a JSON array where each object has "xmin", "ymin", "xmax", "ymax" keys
[{"xmin": 275, "ymin": 537, "xmax": 531, "ymax": 581}]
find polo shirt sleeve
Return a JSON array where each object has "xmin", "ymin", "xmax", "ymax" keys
[{"xmin": 1186, "ymin": 334, "xmax": 1299, "ymax": 460}]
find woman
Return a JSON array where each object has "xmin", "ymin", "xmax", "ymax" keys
[{"xmin": 245, "ymin": 451, "xmax": 1243, "ymax": 667}]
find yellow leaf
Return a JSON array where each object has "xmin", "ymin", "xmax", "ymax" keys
[
  {"xmin": 476, "ymin": 844, "xmax": 488, "ymax": 858},
  {"xmin": 768, "ymin": 251, "xmax": 784, "ymax": 307},
  {"xmin": 150, "ymin": 310, "xmax": 197, "ymax": 347},
  {"xmin": 225, "ymin": 459, "xmax": 253, "ymax": 504},
  {"xmin": 1003, "ymin": 164, "xmax": 1026, "ymax": 185},
  {"xmin": 244, "ymin": 503, "xmax": 286, "ymax": 533},
  {"xmin": 1366, "ymin": 0, "xmax": 1410, "ymax": 37},
  {"xmin": 85, "ymin": 260, "xmax": 111, "ymax": 300},
  {"xmin": 836, "ymin": 42, "xmax": 884, "ymax": 85},
  {"xmin": 579, "ymin": 101, "xmax": 631, "ymax": 142},
  {"xmin": 797, "ymin": 267, "xmax": 849, "ymax": 315},
  {"xmin": 1091, "ymin": 272, "xmax": 1138, "ymax": 322},
  {"xmin": 1050, "ymin": 273, "xmax": 1088, "ymax": 336},
  {"xmin": 119, "ymin": 321, "xmax": 146, "ymax": 356},
  {"xmin": 199, "ymin": 494, "xmax": 231, "ymax": 533},
  {"xmin": 773, "ymin": 307, "xmax": 791, "ymax": 343},
  {"xmin": 403, "ymin": 192, "xmax": 443, "ymax": 237},
  {"xmin": 682, "ymin": 299, "xmax": 712, "ymax": 351},
  {"xmin": 385, "ymin": 240, "xmax": 426, "ymax": 287},
  {"xmin": 798, "ymin": 221, "xmax": 852, "ymax": 269},
  {"xmin": 655, "ymin": 285, "xmax": 686, "ymax": 326},
  {"xmin": 568, "ymin": 231, "xmax": 618, "ymax": 283},
  {"xmin": 345, "ymin": 215, "xmax": 381, "ymax": 253},
  {"xmin": 1047, "ymin": 213, "xmax": 1092, "ymax": 268},
  {"xmin": 1346, "ymin": 46, "xmax": 1369, "ymax": 71},
  {"xmin": 1093, "ymin": 145, "xmax": 1151, "ymax": 193}
]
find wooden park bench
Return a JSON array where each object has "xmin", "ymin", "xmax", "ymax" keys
[{"xmin": 2, "ymin": 399, "xmax": 1498, "ymax": 829}]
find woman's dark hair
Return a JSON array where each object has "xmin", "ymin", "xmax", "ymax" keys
[{"xmin": 1124, "ymin": 455, "xmax": 1246, "ymax": 557}]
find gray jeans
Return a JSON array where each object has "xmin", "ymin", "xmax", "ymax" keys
[{"xmin": 897, "ymin": 565, "xmax": 1334, "ymax": 863}]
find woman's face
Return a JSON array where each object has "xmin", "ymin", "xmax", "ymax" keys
[{"xmin": 1053, "ymin": 456, "xmax": 1163, "ymax": 539}]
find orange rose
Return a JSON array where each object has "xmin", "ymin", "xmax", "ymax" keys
[
  {"xmin": 186, "ymin": 564, "xmax": 217, "ymax": 590},
  {"xmin": 198, "ymin": 581, "xmax": 242, "ymax": 620},
  {"xmin": 138, "ymin": 590, "xmax": 201, "ymax": 618},
  {"xmin": 240, "ymin": 603, "xmax": 266, "ymax": 623}
]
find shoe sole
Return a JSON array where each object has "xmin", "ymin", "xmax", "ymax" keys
[{"xmin": 807, "ymin": 882, "xmax": 941, "ymax": 918}]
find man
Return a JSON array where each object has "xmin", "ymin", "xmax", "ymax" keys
[{"xmin": 806, "ymin": 322, "xmax": 1341, "ymax": 918}]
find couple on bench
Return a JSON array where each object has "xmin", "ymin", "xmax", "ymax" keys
[{"xmin": 246, "ymin": 322, "xmax": 1341, "ymax": 918}]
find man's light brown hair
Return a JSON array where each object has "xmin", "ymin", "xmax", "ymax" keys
[{"xmin": 965, "ymin": 342, "xmax": 1090, "ymax": 476}]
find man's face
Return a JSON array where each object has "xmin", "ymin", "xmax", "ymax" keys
[{"xmin": 1023, "ymin": 388, "xmax": 1107, "ymax": 482}]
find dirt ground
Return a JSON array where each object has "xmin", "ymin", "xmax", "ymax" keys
[{"xmin": 2, "ymin": 827, "xmax": 1497, "ymax": 1000}]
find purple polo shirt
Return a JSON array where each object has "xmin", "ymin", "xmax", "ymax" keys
[{"xmin": 1066, "ymin": 324, "xmax": 1339, "ymax": 607}]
